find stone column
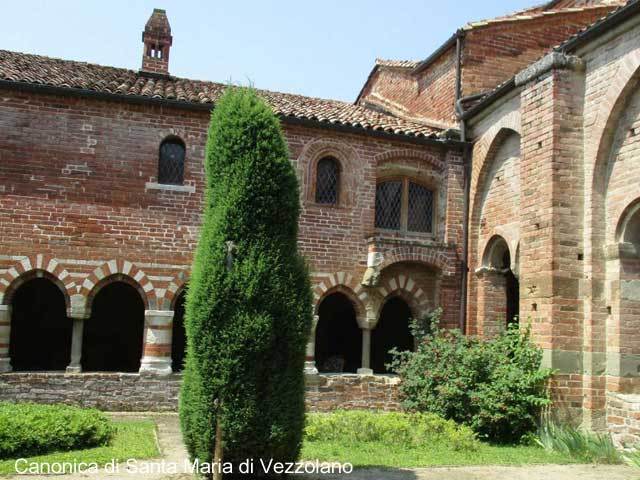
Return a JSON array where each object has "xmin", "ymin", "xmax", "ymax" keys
[
  {"xmin": 66, "ymin": 295, "xmax": 90, "ymax": 373},
  {"xmin": 304, "ymin": 315, "xmax": 319, "ymax": 375},
  {"xmin": 357, "ymin": 307, "xmax": 375, "ymax": 375},
  {"xmin": 0, "ymin": 305, "xmax": 11, "ymax": 373},
  {"xmin": 357, "ymin": 328, "xmax": 373, "ymax": 375},
  {"xmin": 139, "ymin": 310, "xmax": 173, "ymax": 375}
]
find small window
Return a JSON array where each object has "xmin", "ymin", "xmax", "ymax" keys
[
  {"xmin": 375, "ymin": 178, "xmax": 434, "ymax": 234},
  {"xmin": 158, "ymin": 138, "xmax": 185, "ymax": 185},
  {"xmin": 315, "ymin": 157, "xmax": 340, "ymax": 204}
]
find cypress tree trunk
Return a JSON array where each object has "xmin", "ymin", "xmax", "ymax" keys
[{"xmin": 179, "ymin": 87, "xmax": 312, "ymax": 478}]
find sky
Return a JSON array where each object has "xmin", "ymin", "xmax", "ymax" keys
[{"xmin": 2, "ymin": 0, "xmax": 537, "ymax": 102}]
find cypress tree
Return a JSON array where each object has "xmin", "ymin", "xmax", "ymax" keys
[{"xmin": 179, "ymin": 87, "xmax": 312, "ymax": 477}]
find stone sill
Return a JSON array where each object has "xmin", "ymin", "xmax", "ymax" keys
[{"xmin": 145, "ymin": 182, "xmax": 195, "ymax": 194}]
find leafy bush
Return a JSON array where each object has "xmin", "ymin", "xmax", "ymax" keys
[
  {"xmin": 0, "ymin": 403, "xmax": 113, "ymax": 459},
  {"xmin": 536, "ymin": 419, "xmax": 622, "ymax": 464},
  {"xmin": 390, "ymin": 309, "xmax": 553, "ymax": 443},
  {"xmin": 305, "ymin": 410, "xmax": 479, "ymax": 451},
  {"xmin": 179, "ymin": 87, "xmax": 312, "ymax": 472}
]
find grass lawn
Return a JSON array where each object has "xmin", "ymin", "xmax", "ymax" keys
[
  {"xmin": 301, "ymin": 440, "xmax": 576, "ymax": 468},
  {"xmin": 0, "ymin": 420, "xmax": 159, "ymax": 475}
]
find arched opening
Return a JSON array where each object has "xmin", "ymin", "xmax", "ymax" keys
[
  {"xmin": 171, "ymin": 290, "xmax": 187, "ymax": 372},
  {"xmin": 506, "ymin": 270, "xmax": 519, "ymax": 326},
  {"xmin": 315, "ymin": 292, "xmax": 361, "ymax": 373},
  {"xmin": 483, "ymin": 236, "xmax": 519, "ymax": 327},
  {"xmin": 9, "ymin": 277, "xmax": 72, "ymax": 371},
  {"xmin": 82, "ymin": 281, "xmax": 145, "ymax": 372},
  {"xmin": 371, "ymin": 296, "xmax": 413, "ymax": 374}
]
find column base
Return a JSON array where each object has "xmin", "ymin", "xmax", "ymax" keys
[
  {"xmin": 139, "ymin": 356, "xmax": 173, "ymax": 376},
  {"xmin": 0, "ymin": 358, "xmax": 11, "ymax": 373},
  {"xmin": 357, "ymin": 368, "xmax": 374, "ymax": 375},
  {"xmin": 65, "ymin": 365, "xmax": 82, "ymax": 374},
  {"xmin": 304, "ymin": 361, "xmax": 318, "ymax": 375}
]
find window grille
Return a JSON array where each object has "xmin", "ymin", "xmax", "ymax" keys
[
  {"xmin": 315, "ymin": 157, "xmax": 339, "ymax": 204},
  {"xmin": 407, "ymin": 182, "xmax": 434, "ymax": 233},
  {"xmin": 375, "ymin": 181, "xmax": 402, "ymax": 230},
  {"xmin": 158, "ymin": 139, "xmax": 185, "ymax": 185}
]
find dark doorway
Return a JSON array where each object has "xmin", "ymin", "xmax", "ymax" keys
[
  {"xmin": 315, "ymin": 292, "xmax": 362, "ymax": 373},
  {"xmin": 506, "ymin": 271, "xmax": 519, "ymax": 325},
  {"xmin": 371, "ymin": 296, "xmax": 413, "ymax": 373},
  {"xmin": 9, "ymin": 277, "xmax": 72, "ymax": 371},
  {"xmin": 171, "ymin": 290, "xmax": 187, "ymax": 372},
  {"xmin": 82, "ymin": 281, "xmax": 144, "ymax": 372}
]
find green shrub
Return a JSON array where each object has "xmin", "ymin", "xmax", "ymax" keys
[
  {"xmin": 536, "ymin": 419, "xmax": 622, "ymax": 464},
  {"xmin": 389, "ymin": 309, "xmax": 553, "ymax": 443},
  {"xmin": 305, "ymin": 410, "xmax": 479, "ymax": 451},
  {"xmin": 0, "ymin": 403, "xmax": 113, "ymax": 459},
  {"xmin": 179, "ymin": 87, "xmax": 312, "ymax": 473}
]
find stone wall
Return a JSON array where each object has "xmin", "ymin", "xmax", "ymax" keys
[
  {"xmin": 0, "ymin": 372, "xmax": 401, "ymax": 412},
  {"xmin": 607, "ymin": 392, "xmax": 640, "ymax": 448}
]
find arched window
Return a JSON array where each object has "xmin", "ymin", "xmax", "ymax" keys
[
  {"xmin": 315, "ymin": 157, "xmax": 340, "ymax": 204},
  {"xmin": 158, "ymin": 137, "xmax": 185, "ymax": 185},
  {"xmin": 375, "ymin": 179, "xmax": 434, "ymax": 233}
]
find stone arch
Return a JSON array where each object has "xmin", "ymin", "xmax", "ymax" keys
[
  {"xmin": 376, "ymin": 272, "xmax": 431, "ymax": 323},
  {"xmin": 81, "ymin": 260, "xmax": 155, "ymax": 310},
  {"xmin": 480, "ymin": 233, "xmax": 517, "ymax": 271},
  {"xmin": 616, "ymin": 198, "xmax": 640, "ymax": 246},
  {"xmin": 0, "ymin": 255, "xmax": 75, "ymax": 306},
  {"xmin": 158, "ymin": 270, "xmax": 189, "ymax": 310},
  {"xmin": 312, "ymin": 272, "xmax": 366, "ymax": 325},
  {"xmin": 299, "ymin": 139, "xmax": 362, "ymax": 208}
]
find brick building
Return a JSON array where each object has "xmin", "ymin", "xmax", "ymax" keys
[{"xmin": 1, "ymin": 0, "xmax": 640, "ymax": 442}]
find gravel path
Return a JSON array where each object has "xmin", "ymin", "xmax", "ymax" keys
[{"xmin": 3, "ymin": 414, "xmax": 638, "ymax": 479}]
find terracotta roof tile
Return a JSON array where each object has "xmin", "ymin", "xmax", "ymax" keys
[{"xmin": 0, "ymin": 49, "xmax": 441, "ymax": 139}]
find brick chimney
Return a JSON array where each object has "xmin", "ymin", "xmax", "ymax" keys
[{"xmin": 141, "ymin": 9, "xmax": 172, "ymax": 75}]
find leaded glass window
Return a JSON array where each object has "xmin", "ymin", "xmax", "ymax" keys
[
  {"xmin": 158, "ymin": 138, "xmax": 185, "ymax": 185},
  {"xmin": 375, "ymin": 178, "xmax": 435, "ymax": 234},
  {"xmin": 408, "ymin": 182, "xmax": 434, "ymax": 233},
  {"xmin": 375, "ymin": 181, "xmax": 402, "ymax": 230},
  {"xmin": 315, "ymin": 157, "xmax": 340, "ymax": 204}
]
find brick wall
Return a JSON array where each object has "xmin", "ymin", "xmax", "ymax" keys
[{"xmin": 0, "ymin": 85, "xmax": 464, "ymax": 376}]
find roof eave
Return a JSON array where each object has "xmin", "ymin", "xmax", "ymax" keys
[{"xmin": 0, "ymin": 79, "xmax": 460, "ymax": 147}]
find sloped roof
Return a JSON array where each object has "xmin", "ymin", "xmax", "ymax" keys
[{"xmin": 0, "ymin": 49, "xmax": 442, "ymax": 140}]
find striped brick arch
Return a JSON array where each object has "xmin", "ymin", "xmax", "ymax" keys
[
  {"xmin": 81, "ymin": 260, "xmax": 156, "ymax": 309},
  {"xmin": 312, "ymin": 271, "xmax": 366, "ymax": 322},
  {"xmin": 0, "ymin": 255, "xmax": 75, "ymax": 306},
  {"xmin": 377, "ymin": 273, "xmax": 430, "ymax": 320},
  {"xmin": 159, "ymin": 270, "xmax": 189, "ymax": 310}
]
